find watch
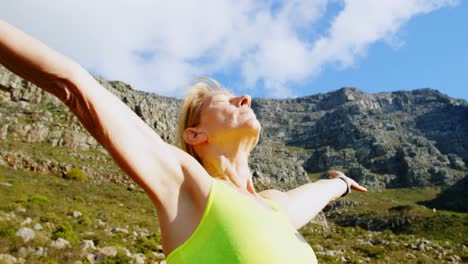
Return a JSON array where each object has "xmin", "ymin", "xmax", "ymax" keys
[{"xmin": 336, "ymin": 175, "xmax": 351, "ymax": 197}]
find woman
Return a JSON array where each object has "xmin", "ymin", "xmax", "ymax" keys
[{"xmin": 0, "ymin": 20, "xmax": 367, "ymax": 263}]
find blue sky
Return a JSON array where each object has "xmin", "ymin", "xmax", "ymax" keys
[
  {"xmin": 1, "ymin": 0, "xmax": 466, "ymax": 100},
  {"xmin": 303, "ymin": 1, "xmax": 468, "ymax": 100}
]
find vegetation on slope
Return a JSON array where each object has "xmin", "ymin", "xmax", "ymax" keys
[{"xmin": 0, "ymin": 165, "xmax": 466, "ymax": 263}]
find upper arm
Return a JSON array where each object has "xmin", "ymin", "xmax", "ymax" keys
[
  {"xmin": 0, "ymin": 21, "xmax": 211, "ymax": 211},
  {"xmin": 63, "ymin": 65, "xmax": 211, "ymax": 204},
  {"xmin": 259, "ymin": 189, "xmax": 296, "ymax": 223},
  {"xmin": 261, "ymin": 183, "xmax": 335, "ymax": 230},
  {"xmin": 260, "ymin": 189, "xmax": 289, "ymax": 208},
  {"xmin": 260, "ymin": 189, "xmax": 316, "ymax": 229},
  {"xmin": 281, "ymin": 180, "xmax": 346, "ymax": 230}
]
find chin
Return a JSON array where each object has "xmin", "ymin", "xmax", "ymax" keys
[
  {"xmin": 244, "ymin": 116, "xmax": 261, "ymax": 133},
  {"xmin": 252, "ymin": 119, "xmax": 262, "ymax": 134},
  {"xmin": 234, "ymin": 113, "xmax": 262, "ymax": 139},
  {"xmin": 245, "ymin": 120, "xmax": 262, "ymax": 143}
]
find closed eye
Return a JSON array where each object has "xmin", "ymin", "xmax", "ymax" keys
[
  {"xmin": 214, "ymin": 99, "xmax": 228, "ymax": 104},
  {"xmin": 213, "ymin": 95, "xmax": 231, "ymax": 104}
]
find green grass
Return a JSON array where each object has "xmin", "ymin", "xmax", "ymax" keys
[
  {"xmin": 64, "ymin": 168, "xmax": 89, "ymax": 182},
  {"xmin": 0, "ymin": 164, "xmax": 466, "ymax": 263},
  {"xmin": 329, "ymin": 187, "xmax": 468, "ymax": 245},
  {"xmin": 349, "ymin": 187, "xmax": 441, "ymax": 211},
  {"xmin": 308, "ymin": 172, "xmax": 323, "ymax": 181},
  {"xmin": 0, "ymin": 137, "xmax": 110, "ymax": 169},
  {"xmin": 0, "ymin": 137, "xmax": 125, "ymax": 185},
  {"xmin": 299, "ymin": 184, "xmax": 467, "ymax": 262},
  {"xmin": 0, "ymin": 165, "xmax": 161, "ymax": 263}
]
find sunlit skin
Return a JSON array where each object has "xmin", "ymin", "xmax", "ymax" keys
[
  {"xmin": 184, "ymin": 91, "xmax": 259, "ymax": 187},
  {"xmin": 0, "ymin": 20, "xmax": 367, "ymax": 257}
]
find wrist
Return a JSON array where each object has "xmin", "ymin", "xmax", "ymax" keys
[{"xmin": 336, "ymin": 175, "xmax": 351, "ymax": 197}]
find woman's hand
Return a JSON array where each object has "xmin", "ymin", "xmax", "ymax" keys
[{"xmin": 329, "ymin": 170, "xmax": 368, "ymax": 193}]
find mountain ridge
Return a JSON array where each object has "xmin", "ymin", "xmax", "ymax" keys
[{"xmin": 0, "ymin": 65, "xmax": 466, "ymax": 193}]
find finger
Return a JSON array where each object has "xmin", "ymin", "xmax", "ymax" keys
[{"xmin": 352, "ymin": 184, "xmax": 367, "ymax": 192}]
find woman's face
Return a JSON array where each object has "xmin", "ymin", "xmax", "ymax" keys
[{"xmin": 198, "ymin": 91, "xmax": 261, "ymax": 143}]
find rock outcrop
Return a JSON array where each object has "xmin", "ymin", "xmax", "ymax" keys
[
  {"xmin": 1, "ymin": 65, "xmax": 467, "ymax": 190},
  {"xmin": 253, "ymin": 87, "xmax": 467, "ymax": 188},
  {"xmin": 0, "ymin": 66, "xmax": 308, "ymax": 188}
]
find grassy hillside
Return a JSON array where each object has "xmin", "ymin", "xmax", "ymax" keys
[{"xmin": 0, "ymin": 165, "xmax": 466, "ymax": 263}]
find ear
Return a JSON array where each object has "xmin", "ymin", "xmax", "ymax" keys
[{"xmin": 183, "ymin": 127, "xmax": 207, "ymax": 146}]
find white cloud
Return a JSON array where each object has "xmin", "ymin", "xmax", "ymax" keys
[
  {"xmin": 309, "ymin": 0, "xmax": 459, "ymax": 69},
  {"xmin": 0, "ymin": 0, "xmax": 459, "ymax": 97}
]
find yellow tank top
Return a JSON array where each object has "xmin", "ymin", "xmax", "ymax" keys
[{"xmin": 166, "ymin": 179, "xmax": 318, "ymax": 263}]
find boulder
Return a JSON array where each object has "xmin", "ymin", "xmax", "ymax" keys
[
  {"xmin": 110, "ymin": 227, "xmax": 129, "ymax": 234},
  {"xmin": 132, "ymin": 253, "xmax": 145, "ymax": 264},
  {"xmin": 0, "ymin": 254, "xmax": 17, "ymax": 264},
  {"xmin": 72, "ymin": 211, "xmax": 82, "ymax": 218},
  {"xmin": 81, "ymin": 240, "xmax": 96, "ymax": 254},
  {"xmin": 35, "ymin": 247, "xmax": 47, "ymax": 257},
  {"xmin": 88, "ymin": 246, "xmax": 118, "ymax": 263},
  {"xmin": 21, "ymin": 217, "xmax": 32, "ymax": 226},
  {"xmin": 99, "ymin": 246, "xmax": 117, "ymax": 257},
  {"xmin": 50, "ymin": 238, "xmax": 71, "ymax": 249},
  {"xmin": 0, "ymin": 182, "xmax": 12, "ymax": 187},
  {"xmin": 16, "ymin": 227, "xmax": 35, "ymax": 242}
]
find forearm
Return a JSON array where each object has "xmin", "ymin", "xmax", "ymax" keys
[
  {"xmin": 0, "ymin": 20, "xmax": 115, "ymax": 143},
  {"xmin": 0, "ymin": 20, "xmax": 79, "ymax": 102},
  {"xmin": 0, "ymin": 20, "xmax": 190, "ymax": 205},
  {"xmin": 286, "ymin": 178, "xmax": 347, "ymax": 229},
  {"xmin": 0, "ymin": 20, "xmax": 105, "ymax": 146}
]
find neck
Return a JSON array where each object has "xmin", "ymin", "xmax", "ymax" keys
[{"xmin": 201, "ymin": 147, "xmax": 257, "ymax": 195}]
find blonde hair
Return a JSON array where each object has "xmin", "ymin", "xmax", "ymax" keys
[{"xmin": 177, "ymin": 77, "xmax": 230, "ymax": 162}]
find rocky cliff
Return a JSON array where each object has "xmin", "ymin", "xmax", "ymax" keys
[
  {"xmin": 0, "ymin": 66, "xmax": 309, "ymax": 189},
  {"xmin": 253, "ymin": 87, "xmax": 467, "ymax": 189},
  {"xmin": 0, "ymin": 65, "xmax": 466, "ymax": 190}
]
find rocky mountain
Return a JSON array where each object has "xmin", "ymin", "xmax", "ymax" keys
[
  {"xmin": 0, "ymin": 66, "xmax": 309, "ymax": 189},
  {"xmin": 0, "ymin": 65, "xmax": 466, "ymax": 192},
  {"xmin": 253, "ymin": 87, "xmax": 467, "ymax": 189}
]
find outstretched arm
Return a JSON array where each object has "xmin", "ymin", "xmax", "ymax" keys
[
  {"xmin": 261, "ymin": 171, "xmax": 367, "ymax": 230},
  {"xmin": 0, "ymin": 20, "xmax": 211, "ymax": 208}
]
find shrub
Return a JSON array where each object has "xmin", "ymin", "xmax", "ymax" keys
[
  {"xmin": 317, "ymin": 254, "xmax": 340, "ymax": 264},
  {"xmin": 78, "ymin": 216, "xmax": 92, "ymax": 226},
  {"xmin": 28, "ymin": 195, "xmax": 50, "ymax": 204},
  {"xmin": 102, "ymin": 250, "xmax": 132, "ymax": 264},
  {"xmin": 64, "ymin": 168, "xmax": 89, "ymax": 182},
  {"xmin": 389, "ymin": 205, "xmax": 414, "ymax": 214},
  {"xmin": 352, "ymin": 244, "xmax": 386, "ymax": 259},
  {"xmin": 0, "ymin": 221, "xmax": 16, "ymax": 238},
  {"xmin": 96, "ymin": 211, "xmax": 109, "ymax": 221},
  {"xmin": 382, "ymin": 229, "xmax": 394, "ymax": 237},
  {"xmin": 51, "ymin": 221, "xmax": 79, "ymax": 244},
  {"xmin": 134, "ymin": 234, "xmax": 160, "ymax": 254},
  {"xmin": 40, "ymin": 212, "xmax": 60, "ymax": 223},
  {"xmin": 0, "ymin": 221, "xmax": 22, "ymax": 253}
]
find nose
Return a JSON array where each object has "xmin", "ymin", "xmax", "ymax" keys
[{"xmin": 234, "ymin": 95, "xmax": 251, "ymax": 108}]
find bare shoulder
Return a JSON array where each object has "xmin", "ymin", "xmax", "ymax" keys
[
  {"xmin": 259, "ymin": 188, "xmax": 289, "ymax": 209},
  {"xmin": 165, "ymin": 144, "xmax": 214, "ymax": 208},
  {"xmin": 163, "ymin": 143, "xmax": 213, "ymax": 195},
  {"xmin": 150, "ymin": 143, "xmax": 213, "ymax": 218}
]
